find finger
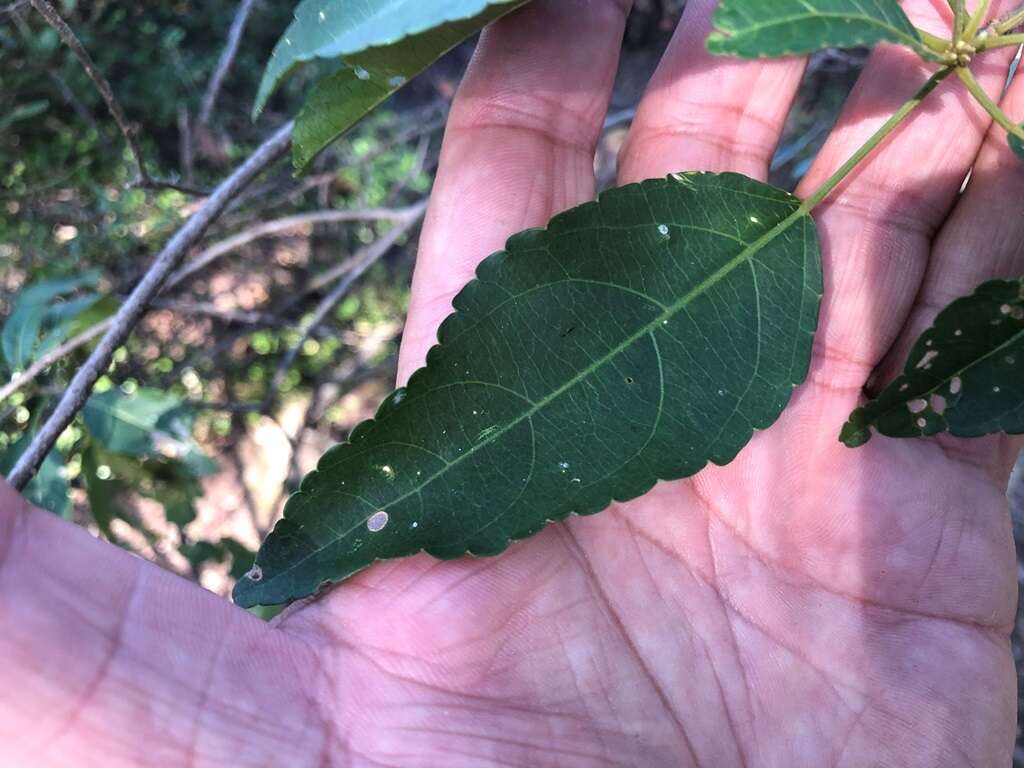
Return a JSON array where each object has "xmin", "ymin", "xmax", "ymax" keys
[
  {"xmin": 0, "ymin": 479, "xmax": 320, "ymax": 764},
  {"xmin": 873, "ymin": 60, "xmax": 1024, "ymax": 475},
  {"xmin": 618, "ymin": 0, "xmax": 807, "ymax": 183},
  {"xmin": 397, "ymin": 0, "xmax": 632, "ymax": 383},
  {"xmin": 794, "ymin": 1, "xmax": 1020, "ymax": 389}
]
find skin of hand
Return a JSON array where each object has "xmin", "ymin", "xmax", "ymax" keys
[{"xmin": 3, "ymin": 0, "xmax": 1024, "ymax": 765}]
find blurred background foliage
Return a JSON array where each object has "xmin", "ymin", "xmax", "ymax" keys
[{"xmin": 3, "ymin": 2, "xmax": 1023, "ymax": 757}]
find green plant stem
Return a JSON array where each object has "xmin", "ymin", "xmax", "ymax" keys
[
  {"xmin": 917, "ymin": 27, "xmax": 952, "ymax": 53},
  {"xmin": 955, "ymin": 66, "xmax": 1024, "ymax": 141},
  {"xmin": 953, "ymin": 0, "xmax": 968, "ymax": 40},
  {"xmin": 994, "ymin": 5, "xmax": 1024, "ymax": 33},
  {"xmin": 801, "ymin": 68, "xmax": 954, "ymax": 213},
  {"xmin": 965, "ymin": 0, "xmax": 991, "ymax": 41},
  {"xmin": 977, "ymin": 32, "xmax": 1024, "ymax": 49}
]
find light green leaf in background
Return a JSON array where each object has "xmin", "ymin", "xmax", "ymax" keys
[
  {"xmin": 707, "ymin": 0, "xmax": 928, "ymax": 59},
  {"xmin": 1, "ymin": 272, "xmax": 100, "ymax": 372},
  {"xmin": 841, "ymin": 278, "xmax": 1024, "ymax": 447},
  {"xmin": 293, "ymin": 0, "xmax": 527, "ymax": 170},
  {"xmin": 254, "ymin": 0, "xmax": 525, "ymax": 118},
  {"xmin": 235, "ymin": 172, "xmax": 823, "ymax": 607},
  {"xmin": 0, "ymin": 436, "xmax": 69, "ymax": 518},
  {"xmin": 83, "ymin": 387, "xmax": 217, "ymax": 477}
]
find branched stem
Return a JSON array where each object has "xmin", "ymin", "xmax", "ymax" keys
[
  {"xmin": 801, "ymin": 68, "xmax": 954, "ymax": 212},
  {"xmin": 956, "ymin": 66, "xmax": 1024, "ymax": 140}
]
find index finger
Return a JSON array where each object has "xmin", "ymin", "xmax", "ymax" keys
[{"xmin": 397, "ymin": 0, "xmax": 632, "ymax": 384}]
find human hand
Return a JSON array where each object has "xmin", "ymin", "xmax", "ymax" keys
[{"xmin": 3, "ymin": 0, "xmax": 1023, "ymax": 765}]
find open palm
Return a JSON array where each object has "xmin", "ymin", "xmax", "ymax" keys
[{"xmin": 3, "ymin": 0, "xmax": 1023, "ymax": 765}]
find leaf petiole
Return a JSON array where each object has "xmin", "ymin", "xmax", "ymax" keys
[
  {"xmin": 916, "ymin": 27, "xmax": 953, "ymax": 54},
  {"xmin": 976, "ymin": 32, "xmax": 1024, "ymax": 50},
  {"xmin": 955, "ymin": 66, "xmax": 1024, "ymax": 142},
  {"xmin": 993, "ymin": 5, "xmax": 1024, "ymax": 33},
  {"xmin": 800, "ymin": 68, "xmax": 954, "ymax": 213},
  {"xmin": 964, "ymin": 0, "xmax": 992, "ymax": 42}
]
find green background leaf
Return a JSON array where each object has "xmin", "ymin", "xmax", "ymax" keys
[
  {"xmin": 1, "ymin": 273, "xmax": 99, "ymax": 372},
  {"xmin": 1011, "ymin": 126, "xmax": 1024, "ymax": 160},
  {"xmin": 841, "ymin": 278, "xmax": 1024, "ymax": 447},
  {"xmin": 254, "ymin": 0, "xmax": 524, "ymax": 118},
  {"xmin": 707, "ymin": 0, "xmax": 926, "ymax": 59},
  {"xmin": 235, "ymin": 172, "xmax": 823, "ymax": 607},
  {"xmin": 0, "ymin": 436, "xmax": 69, "ymax": 518},
  {"xmin": 293, "ymin": 0, "xmax": 527, "ymax": 170}
]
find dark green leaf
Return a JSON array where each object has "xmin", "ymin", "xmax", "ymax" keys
[
  {"xmin": 1011, "ymin": 126, "xmax": 1024, "ymax": 160},
  {"xmin": 254, "ymin": 0, "xmax": 524, "ymax": 118},
  {"xmin": 707, "ymin": 0, "xmax": 928, "ymax": 59},
  {"xmin": 841, "ymin": 278, "xmax": 1024, "ymax": 447},
  {"xmin": 0, "ymin": 437, "xmax": 69, "ymax": 518},
  {"xmin": 1, "ymin": 273, "xmax": 100, "ymax": 371},
  {"xmin": 0, "ymin": 100, "xmax": 49, "ymax": 131},
  {"xmin": 292, "ymin": 1, "xmax": 528, "ymax": 170},
  {"xmin": 235, "ymin": 172, "xmax": 823, "ymax": 607},
  {"xmin": 81, "ymin": 445, "xmax": 123, "ymax": 537}
]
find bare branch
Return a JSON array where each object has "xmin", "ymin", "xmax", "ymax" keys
[
  {"xmin": 198, "ymin": 0, "xmax": 258, "ymax": 128},
  {"xmin": 6, "ymin": 121, "xmax": 294, "ymax": 491},
  {"xmin": 168, "ymin": 204, "xmax": 427, "ymax": 287},
  {"xmin": 150, "ymin": 299, "xmax": 288, "ymax": 327},
  {"xmin": 262, "ymin": 201, "xmax": 427, "ymax": 413}
]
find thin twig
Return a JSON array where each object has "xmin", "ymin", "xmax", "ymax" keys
[
  {"xmin": 169, "ymin": 204, "xmax": 425, "ymax": 287},
  {"xmin": 149, "ymin": 298, "xmax": 289, "ymax": 327},
  {"xmin": 198, "ymin": 0, "xmax": 258, "ymax": 128},
  {"xmin": 6, "ymin": 121, "xmax": 294, "ymax": 491},
  {"xmin": 28, "ymin": 0, "xmax": 147, "ymax": 182},
  {"xmin": 178, "ymin": 105, "xmax": 196, "ymax": 188},
  {"xmin": 262, "ymin": 206, "xmax": 426, "ymax": 413},
  {"xmin": 27, "ymin": 0, "xmax": 207, "ymax": 196},
  {"xmin": 0, "ymin": 321, "xmax": 109, "ymax": 405}
]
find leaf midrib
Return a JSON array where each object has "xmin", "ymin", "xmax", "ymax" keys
[{"xmin": 259, "ymin": 198, "xmax": 810, "ymax": 590}]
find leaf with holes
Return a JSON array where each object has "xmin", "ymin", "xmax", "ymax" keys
[
  {"xmin": 292, "ymin": 0, "xmax": 528, "ymax": 170},
  {"xmin": 234, "ymin": 172, "xmax": 822, "ymax": 607},
  {"xmin": 254, "ymin": 0, "xmax": 526, "ymax": 120},
  {"xmin": 706, "ymin": 0, "xmax": 931, "ymax": 59},
  {"xmin": 841, "ymin": 278, "xmax": 1024, "ymax": 447}
]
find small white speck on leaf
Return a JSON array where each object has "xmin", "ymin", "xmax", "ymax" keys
[
  {"xmin": 367, "ymin": 511, "xmax": 389, "ymax": 532},
  {"xmin": 410, "ymin": 521, "xmax": 419, "ymax": 529},
  {"xmin": 954, "ymin": 329, "xmax": 963, "ymax": 336},
  {"xmin": 657, "ymin": 224, "xmax": 670, "ymax": 238},
  {"xmin": 915, "ymin": 350, "xmax": 939, "ymax": 369},
  {"xmin": 354, "ymin": 66, "xmax": 370, "ymax": 81},
  {"xmin": 916, "ymin": 417, "xmax": 927, "ymax": 428},
  {"xmin": 318, "ymin": 10, "xmax": 326, "ymax": 20},
  {"xmin": 387, "ymin": 75, "xmax": 406, "ymax": 87},
  {"xmin": 993, "ymin": 386, "xmax": 1002, "ymax": 393},
  {"xmin": 379, "ymin": 464, "xmax": 395, "ymax": 479},
  {"xmin": 949, "ymin": 376, "xmax": 962, "ymax": 395},
  {"xmin": 246, "ymin": 565, "xmax": 263, "ymax": 582},
  {"xmin": 749, "ymin": 216, "xmax": 760, "ymax": 224}
]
